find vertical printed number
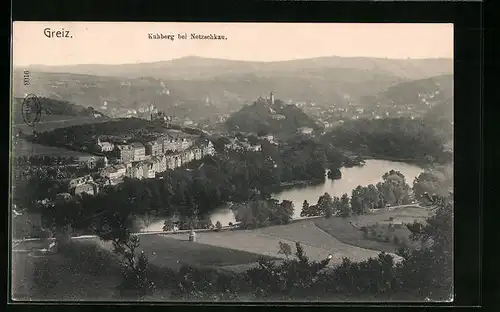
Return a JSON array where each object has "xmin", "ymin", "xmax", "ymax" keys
[{"xmin": 23, "ymin": 70, "xmax": 30, "ymax": 86}]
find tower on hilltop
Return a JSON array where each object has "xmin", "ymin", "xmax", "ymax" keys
[{"xmin": 269, "ymin": 92, "xmax": 275, "ymax": 105}]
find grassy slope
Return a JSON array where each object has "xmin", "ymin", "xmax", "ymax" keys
[
  {"xmin": 314, "ymin": 218, "xmax": 398, "ymax": 253},
  {"xmin": 12, "ymin": 138, "xmax": 95, "ymax": 157},
  {"xmin": 167, "ymin": 221, "xmax": 391, "ymax": 265},
  {"xmin": 314, "ymin": 206, "xmax": 432, "ymax": 253},
  {"xmin": 92, "ymin": 235, "xmax": 277, "ymax": 270}
]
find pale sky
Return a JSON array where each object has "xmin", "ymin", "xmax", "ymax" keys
[{"xmin": 12, "ymin": 22, "xmax": 453, "ymax": 66}]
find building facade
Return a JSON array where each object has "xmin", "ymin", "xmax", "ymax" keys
[
  {"xmin": 145, "ymin": 141, "xmax": 163, "ymax": 156},
  {"xmin": 97, "ymin": 138, "xmax": 115, "ymax": 152},
  {"xmin": 130, "ymin": 143, "xmax": 146, "ymax": 161},
  {"xmin": 162, "ymin": 137, "xmax": 193, "ymax": 153},
  {"xmin": 101, "ymin": 164, "xmax": 127, "ymax": 185},
  {"xmin": 152, "ymin": 155, "xmax": 167, "ymax": 173},
  {"xmin": 117, "ymin": 145, "xmax": 135, "ymax": 163}
]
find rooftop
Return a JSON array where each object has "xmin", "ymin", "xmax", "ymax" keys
[{"xmin": 130, "ymin": 142, "xmax": 145, "ymax": 149}]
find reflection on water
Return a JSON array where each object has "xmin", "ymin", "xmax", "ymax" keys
[{"xmin": 143, "ymin": 159, "xmax": 423, "ymax": 231}]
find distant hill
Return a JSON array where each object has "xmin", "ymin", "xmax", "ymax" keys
[
  {"xmin": 13, "ymin": 57, "xmax": 453, "ymax": 122},
  {"xmin": 224, "ymin": 97, "xmax": 320, "ymax": 135},
  {"xmin": 23, "ymin": 56, "xmax": 453, "ymax": 81},
  {"xmin": 360, "ymin": 74, "xmax": 453, "ymax": 111}
]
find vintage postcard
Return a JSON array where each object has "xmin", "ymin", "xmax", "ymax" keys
[{"xmin": 10, "ymin": 22, "xmax": 454, "ymax": 302}]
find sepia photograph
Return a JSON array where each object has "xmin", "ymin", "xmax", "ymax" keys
[{"xmin": 10, "ymin": 22, "xmax": 454, "ymax": 302}]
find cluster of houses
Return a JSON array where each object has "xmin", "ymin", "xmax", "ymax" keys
[
  {"xmin": 224, "ymin": 138, "xmax": 262, "ymax": 152},
  {"xmin": 64, "ymin": 138, "xmax": 216, "ymax": 197},
  {"xmin": 222, "ymin": 133, "xmax": 279, "ymax": 152}
]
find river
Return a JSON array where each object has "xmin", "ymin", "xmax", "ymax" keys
[{"xmin": 144, "ymin": 159, "xmax": 423, "ymax": 230}]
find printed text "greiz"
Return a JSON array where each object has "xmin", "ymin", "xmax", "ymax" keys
[{"xmin": 44, "ymin": 28, "xmax": 72, "ymax": 38}]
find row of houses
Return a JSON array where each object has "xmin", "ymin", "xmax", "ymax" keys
[
  {"xmin": 61, "ymin": 140, "xmax": 215, "ymax": 197},
  {"xmin": 97, "ymin": 136, "xmax": 194, "ymax": 155},
  {"xmin": 123, "ymin": 139, "xmax": 215, "ymax": 180},
  {"xmin": 115, "ymin": 137, "xmax": 194, "ymax": 163}
]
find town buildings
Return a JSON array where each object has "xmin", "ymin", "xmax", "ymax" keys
[
  {"xmin": 130, "ymin": 143, "xmax": 146, "ymax": 161},
  {"xmin": 77, "ymin": 155, "xmax": 108, "ymax": 169},
  {"xmin": 224, "ymin": 138, "xmax": 261, "ymax": 152},
  {"xmin": 101, "ymin": 164, "xmax": 127, "ymax": 185},
  {"xmin": 145, "ymin": 141, "xmax": 163, "ymax": 156},
  {"xmin": 162, "ymin": 137, "xmax": 193, "ymax": 153},
  {"xmin": 125, "ymin": 139, "xmax": 215, "ymax": 180},
  {"xmin": 55, "ymin": 133, "xmax": 216, "ymax": 198},
  {"xmin": 117, "ymin": 144, "xmax": 135, "ymax": 163}
]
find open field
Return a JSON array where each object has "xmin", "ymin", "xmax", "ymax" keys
[
  {"xmin": 12, "ymin": 138, "xmax": 94, "ymax": 157},
  {"xmin": 348, "ymin": 206, "xmax": 432, "ymax": 228},
  {"xmin": 87, "ymin": 235, "xmax": 278, "ymax": 271},
  {"xmin": 314, "ymin": 218, "xmax": 398, "ymax": 253},
  {"xmin": 12, "ymin": 115, "xmax": 109, "ymax": 133},
  {"xmin": 166, "ymin": 221, "xmax": 398, "ymax": 266},
  {"xmin": 314, "ymin": 206, "xmax": 433, "ymax": 253}
]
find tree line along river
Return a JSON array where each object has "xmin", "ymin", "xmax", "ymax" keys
[{"xmin": 144, "ymin": 159, "xmax": 424, "ymax": 231}]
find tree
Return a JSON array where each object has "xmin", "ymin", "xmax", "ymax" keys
[
  {"xmin": 398, "ymin": 195, "xmax": 453, "ymax": 300},
  {"xmin": 317, "ymin": 192, "xmax": 333, "ymax": 218},
  {"xmin": 163, "ymin": 219, "xmax": 174, "ymax": 232},
  {"xmin": 377, "ymin": 181, "xmax": 396, "ymax": 206},
  {"xmin": 112, "ymin": 235, "xmax": 155, "ymax": 299},
  {"xmin": 339, "ymin": 193, "xmax": 351, "ymax": 218},
  {"xmin": 381, "ymin": 170, "xmax": 411, "ymax": 205},
  {"xmin": 351, "ymin": 186, "xmax": 366, "ymax": 215},
  {"xmin": 277, "ymin": 241, "xmax": 293, "ymax": 259},
  {"xmin": 412, "ymin": 169, "xmax": 451, "ymax": 203},
  {"xmin": 276, "ymin": 200, "xmax": 294, "ymax": 224},
  {"xmin": 215, "ymin": 221, "xmax": 222, "ymax": 231},
  {"xmin": 300, "ymin": 200, "xmax": 310, "ymax": 217},
  {"xmin": 199, "ymin": 219, "xmax": 214, "ymax": 229}
]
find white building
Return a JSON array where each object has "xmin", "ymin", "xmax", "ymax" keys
[
  {"xmin": 97, "ymin": 138, "xmax": 115, "ymax": 152},
  {"xmin": 101, "ymin": 164, "xmax": 127, "ymax": 185}
]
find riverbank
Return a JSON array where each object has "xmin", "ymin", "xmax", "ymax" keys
[{"xmin": 271, "ymin": 178, "xmax": 325, "ymax": 192}]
